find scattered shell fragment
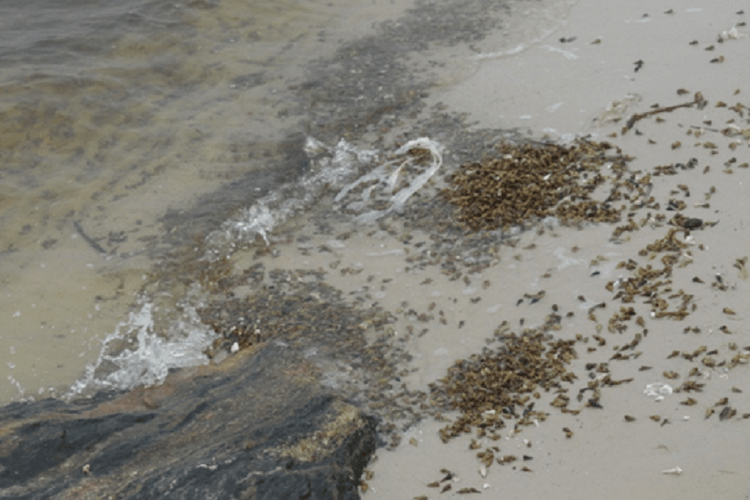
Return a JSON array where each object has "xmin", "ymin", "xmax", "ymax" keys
[
  {"xmin": 718, "ymin": 26, "xmax": 747, "ymax": 42},
  {"xmin": 662, "ymin": 467, "xmax": 683, "ymax": 476},
  {"xmin": 644, "ymin": 383, "xmax": 673, "ymax": 401}
]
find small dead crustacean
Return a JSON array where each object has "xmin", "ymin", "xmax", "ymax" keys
[
  {"xmin": 734, "ymin": 257, "xmax": 749, "ymax": 279},
  {"xmin": 457, "ymin": 487, "xmax": 482, "ymax": 494}
]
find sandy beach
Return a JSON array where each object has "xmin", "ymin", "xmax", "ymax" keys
[
  {"xmin": 350, "ymin": 1, "xmax": 750, "ymax": 498},
  {"xmin": 215, "ymin": 0, "xmax": 750, "ymax": 498}
]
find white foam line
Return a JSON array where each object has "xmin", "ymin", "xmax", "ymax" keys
[{"xmin": 543, "ymin": 45, "xmax": 578, "ymax": 60}]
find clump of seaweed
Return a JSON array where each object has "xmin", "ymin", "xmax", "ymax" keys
[
  {"xmin": 442, "ymin": 139, "xmax": 634, "ymax": 231},
  {"xmin": 430, "ymin": 315, "xmax": 578, "ymax": 445}
]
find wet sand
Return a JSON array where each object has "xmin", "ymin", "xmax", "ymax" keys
[
  {"xmin": 355, "ymin": 1, "xmax": 750, "ymax": 498},
  {"xmin": 206, "ymin": 0, "xmax": 750, "ymax": 498}
]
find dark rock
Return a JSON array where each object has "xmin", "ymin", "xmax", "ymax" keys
[{"xmin": 0, "ymin": 344, "xmax": 378, "ymax": 500}]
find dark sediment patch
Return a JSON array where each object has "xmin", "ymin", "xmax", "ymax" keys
[{"xmin": 297, "ymin": 0, "xmax": 516, "ymax": 144}]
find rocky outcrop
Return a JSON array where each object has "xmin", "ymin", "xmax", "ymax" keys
[{"xmin": 0, "ymin": 344, "xmax": 378, "ymax": 500}]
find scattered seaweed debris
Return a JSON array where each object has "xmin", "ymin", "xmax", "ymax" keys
[
  {"xmin": 441, "ymin": 139, "xmax": 633, "ymax": 231},
  {"xmin": 622, "ymin": 91, "xmax": 707, "ymax": 132}
]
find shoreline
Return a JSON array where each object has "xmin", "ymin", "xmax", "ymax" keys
[{"xmin": 1, "ymin": 0, "xmax": 748, "ymax": 498}]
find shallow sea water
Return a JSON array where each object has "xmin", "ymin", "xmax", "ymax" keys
[
  {"xmin": 0, "ymin": 0, "xmax": 574, "ymax": 404},
  {"xmin": 0, "ymin": 0, "xmax": 416, "ymax": 403}
]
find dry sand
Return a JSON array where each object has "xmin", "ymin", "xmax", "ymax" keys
[{"xmin": 355, "ymin": 1, "xmax": 750, "ymax": 499}]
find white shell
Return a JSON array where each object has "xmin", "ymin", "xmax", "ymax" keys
[
  {"xmin": 662, "ymin": 467, "xmax": 682, "ymax": 476},
  {"xmin": 643, "ymin": 383, "xmax": 672, "ymax": 401}
]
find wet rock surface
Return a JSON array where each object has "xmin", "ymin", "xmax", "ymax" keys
[{"xmin": 0, "ymin": 344, "xmax": 378, "ymax": 500}]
